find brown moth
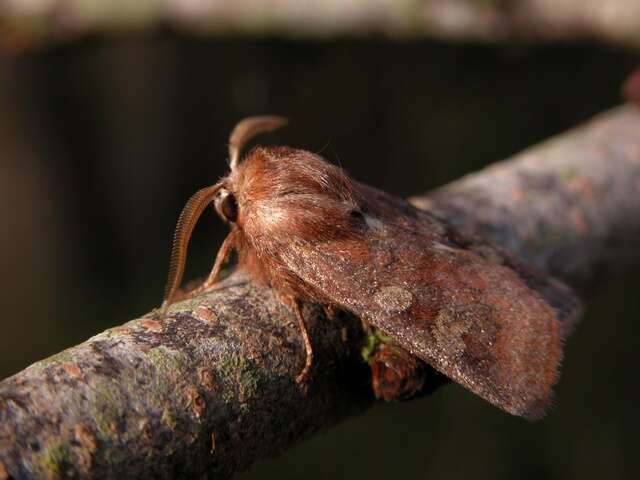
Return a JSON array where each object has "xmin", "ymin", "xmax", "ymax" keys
[{"xmin": 162, "ymin": 116, "xmax": 580, "ymax": 420}]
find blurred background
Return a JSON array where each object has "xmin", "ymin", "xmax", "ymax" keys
[{"xmin": 1, "ymin": 1, "xmax": 640, "ymax": 479}]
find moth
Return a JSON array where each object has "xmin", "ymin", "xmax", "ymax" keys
[{"xmin": 162, "ymin": 116, "xmax": 580, "ymax": 419}]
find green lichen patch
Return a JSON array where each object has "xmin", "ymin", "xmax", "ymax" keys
[
  {"xmin": 147, "ymin": 346, "xmax": 189, "ymax": 377},
  {"xmin": 219, "ymin": 353, "xmax": 265, "ymax": 404},
  {"xmin": 38, "ymin": 350, "xmax": 73, "ymax": 367},
  {"xmin": 143, "ymin": 347, "xmax": 191, "ymax": 407},
  {"xmin": 89, "ymin": 382, "xmax": 128, "ymax": 440},
  {"xmin": 151, "ymin": 376, "xmax": 174, "ymax": 407},
  {"xmin": 164, "ymin": 297, "xmax": 207, "ymax": 315},
  {"xmin": 361, "ymin": 329, "xmax": 394, "ymax": 364},
  {"xmin": 561, "ymin": 165, "xmax": 581, "ymax": 182},
  {"xmin": 36, "ymin": 441, "xmax": 77, "ymax": 479},
  {"xmin": 162, "ymin": 407, "xmax": 178, "ymax": 430}
]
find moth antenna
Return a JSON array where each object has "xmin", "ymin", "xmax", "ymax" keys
[
  {"xmin": 162, "ymin": 182, "xmax": 223, "ymax": 309},
  {"xmin": 228, "ymin": 115, "xmax": 288, "ymax": 170}
]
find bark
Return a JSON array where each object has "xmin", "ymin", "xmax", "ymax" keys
[
  {"xmin": 2, "ymin": 0, "xmax": 640, "ymax": 53},
  {"xmin": 1, "ymin": 104, "xmax": 639, "ymax": 479}
]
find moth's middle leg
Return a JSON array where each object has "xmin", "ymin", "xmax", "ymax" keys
[{"xmin": 287, "ymin": 298, "xmax": 314, "ymax": 386}]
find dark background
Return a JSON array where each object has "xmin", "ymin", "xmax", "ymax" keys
[{"xmin": 1, "ymin": 36, "xmax": 639, "ymax": 479}]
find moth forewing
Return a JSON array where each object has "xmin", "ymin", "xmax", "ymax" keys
[{"xmin": 259, "ymin": 171, "xmax": 575, "ymax": 419}]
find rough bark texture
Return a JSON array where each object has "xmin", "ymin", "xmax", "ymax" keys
[
  {"xmin": 1, "ymin": 104, "xmax": 639, "ymax": 479},
  {"xmin": 2, "ymin": 0, "xmax": 640, "ymax": 53},
  {"xmin": 0, "ymin": 281, "xmax": 371, "ymax": 479}
]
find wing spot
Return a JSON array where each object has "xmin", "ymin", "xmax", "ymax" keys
[
  {"xmin": 374, "ymin": 286, "xmax": 413, "ymax": 313},
  {"xmin": 433, "ymin": 308, "xmax": 473, "ymax": 357},
  {"xmin": 432, "ymin": 303, "xmax": 494, "ymax": 359}
]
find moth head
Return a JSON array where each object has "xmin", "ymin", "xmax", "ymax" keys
[
  {"xmin": 211, "ymin": 115, "xmax": 288, "ymax": 224},
  {"xmin": 162, "ymin": 115, "xmax": 288, "ymax": 306}
]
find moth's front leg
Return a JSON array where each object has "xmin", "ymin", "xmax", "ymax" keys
[
  {"xmin": 202, "ymin": 233, "xmax": 236, "ymax": 290},
  {"xmin": 168, "ymin": 234, "xmax": 236, "ymax": 305}
]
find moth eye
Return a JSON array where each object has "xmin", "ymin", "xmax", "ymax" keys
[
  {"xmin": 350, "ymin": 209, "xmax": 365, "ymax": 220},
  {"xmin": 215, "ymin": 190, "xmax": 238, "ymax": 223}
]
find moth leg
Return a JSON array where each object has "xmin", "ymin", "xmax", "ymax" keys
[
  {"xmin": 203, "ymin": 233, "xmax": 235, "ymax": 289},
  {"xmin": 291, "ymin": 300, "xmax": 314, "ymax": 386},
  {"xmin": 171, "ymin": 233, "xmax": 235, "ymax": 302}
]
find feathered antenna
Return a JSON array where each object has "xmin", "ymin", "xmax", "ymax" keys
[
  {"xmin": 228, "ymin": 115, "xmax": 288, "ymax": 169},
  {"xmin": 162, "ymin": 182, "xmax": 223, "ymax": 309}
]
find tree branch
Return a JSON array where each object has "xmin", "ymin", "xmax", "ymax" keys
[
  {"xmin": 1, "ymin": 105, "xmax": 639, "ymax": 479},
  {"xmin": 2, "ymin": 1, "xmax": 640, "ymax": 53},
  {"xmin": 414, "ymin": 104, "xmax": 640, "ymax": 292}
]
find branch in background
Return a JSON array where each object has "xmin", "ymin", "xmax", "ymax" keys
[
  {"xmin": 414, "ymin": 105, "xmax": 640, "ymax": 292},
  {"xmin": 1, "ymin": 105, "xmax": 639, "ymax": 479},
  {"xmin": 1, "ymin": 0, "xmax": 640, "ymax": 53}
]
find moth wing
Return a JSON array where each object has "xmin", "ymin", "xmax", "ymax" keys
[{"xmin": 280, "ymin": 186, "xmax": 577, "ymax": 419}]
